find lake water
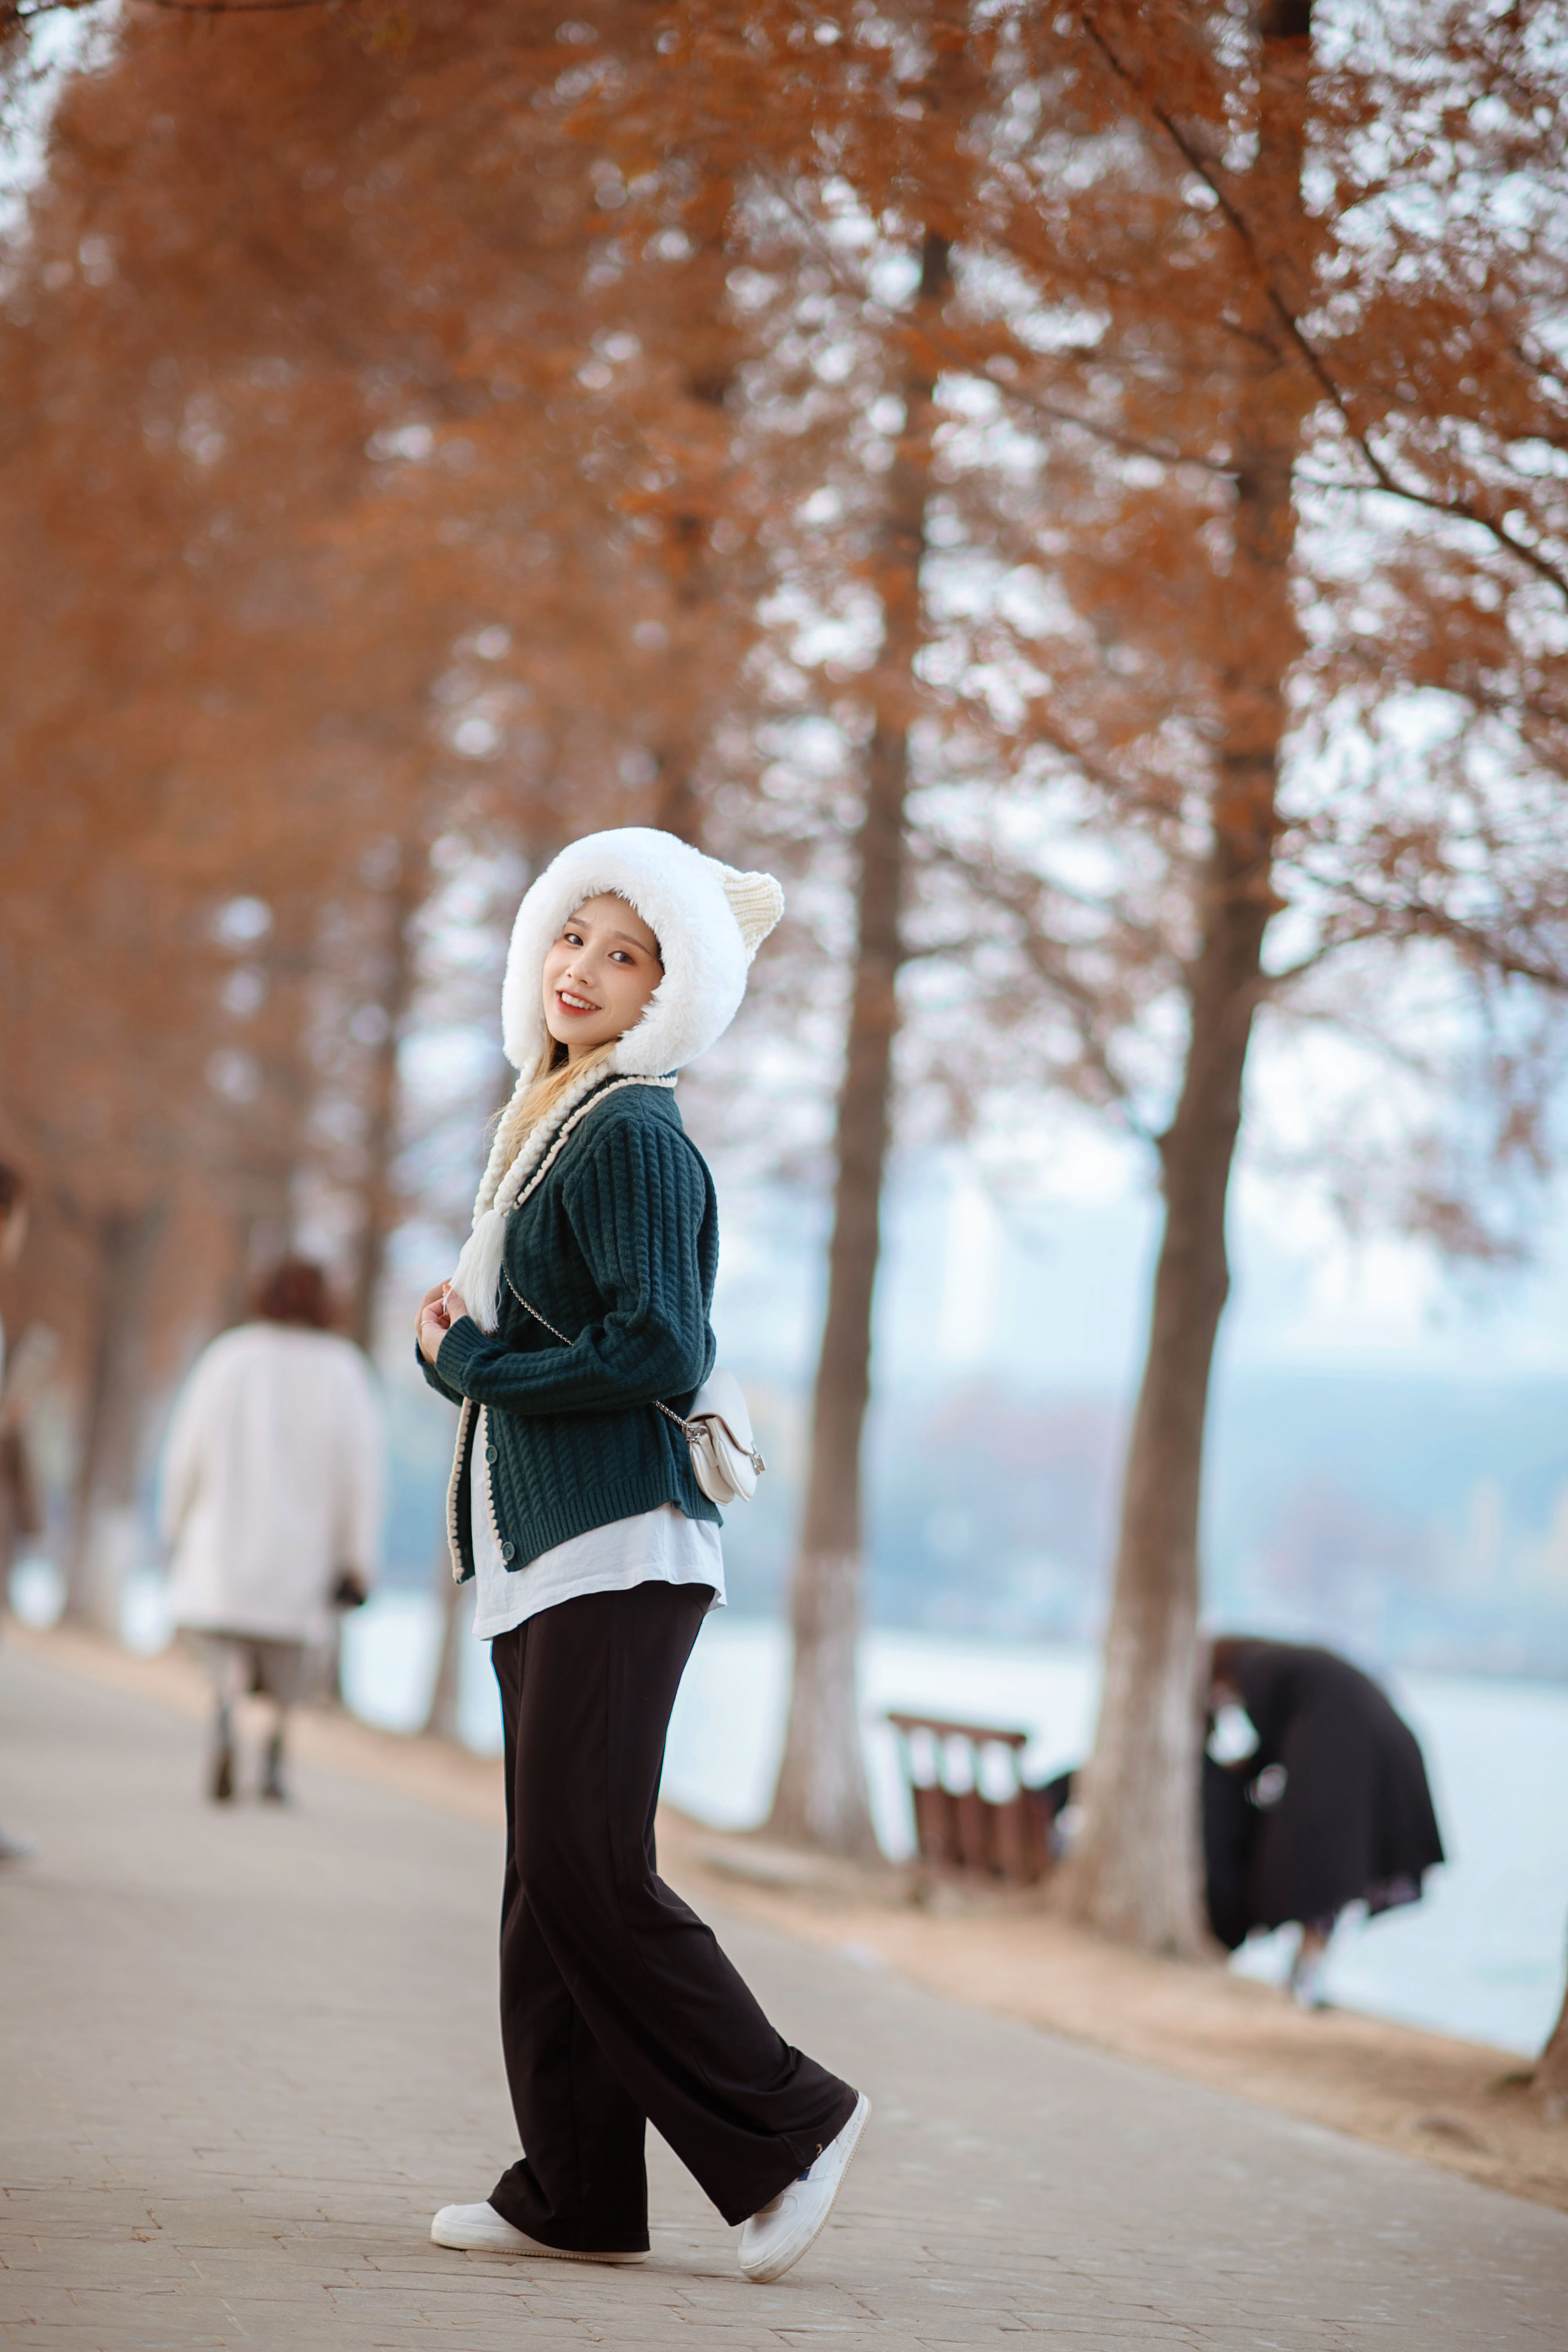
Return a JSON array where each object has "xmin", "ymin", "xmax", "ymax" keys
[
  {"xmin": 321, "ymin": 1590, "xmax": 1568, "ymax": 2060},
  {"xmin": 60, "ymin": 1567, "xmax": 1568, "ymax": 2060}
]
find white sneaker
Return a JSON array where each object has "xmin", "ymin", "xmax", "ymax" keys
[
  {"xmin": 430, "ymin": 2202, "xmax": 648, "ymax": 2263},
  {"xmin": 738, "ymin": 2092, "xmax": 871, "ymax": 2285}
]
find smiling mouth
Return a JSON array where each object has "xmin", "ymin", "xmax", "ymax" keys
[{"xmin": 556, "ymin": 990, "xmax": 599, "ymax": 1014}]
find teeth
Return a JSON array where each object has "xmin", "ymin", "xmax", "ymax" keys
[{"xmin": 560, "ymin": 992, "xmax": 596, "ymax": 1010}]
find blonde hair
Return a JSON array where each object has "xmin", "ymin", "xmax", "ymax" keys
[{"xmin": 491, "ymin": 1039, "xmax": 618, "ymax": 1176}]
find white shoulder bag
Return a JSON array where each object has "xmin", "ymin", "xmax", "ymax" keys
[{"xmin": 505, "ymin": 1279, "xmax": 764, "ymax": 1507}]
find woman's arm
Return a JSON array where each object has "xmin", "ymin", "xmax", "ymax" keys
[
  {"xmin": 416, "ymin": 1346, "xmax": 467, "ymax": 1406},
  {"xmin": 434, "ymin": 1117, "xmax": 713, "ymax": 1419},
  {"xmin": 157, "ymin": 1348, "xmax": 217, "ymax": 1544}
]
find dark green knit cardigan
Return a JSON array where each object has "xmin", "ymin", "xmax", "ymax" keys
[{"xmin": 419, "ymin": 1078, "xmax": 720, "ymax": 1580}]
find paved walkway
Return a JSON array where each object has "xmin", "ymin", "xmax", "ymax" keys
[{"xmin": 1, "ymin": 1644, "xmax": 1563, "ymax": 2350}]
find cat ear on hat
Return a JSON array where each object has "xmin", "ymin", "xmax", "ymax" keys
[{"xmin": 720, "ymin": 867, "xmax": 785, "ymax": 963}]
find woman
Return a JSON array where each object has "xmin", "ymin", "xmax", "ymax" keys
[
  {"xmin": 1205, "ymin": 1635, "xmax": 1445, "ymax": 2007},
  {"xmin": 161, "ymin": 1258, "xmax": 383, "ymax": 1803},
  {"xmin": 416, "ymin": 828, "xmax": 867, "ymax": 2284}
]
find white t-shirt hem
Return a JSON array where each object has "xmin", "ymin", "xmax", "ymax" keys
[{"xmin": 469, "ymin": 1410, "xmax": 725, "ymax": 1640}]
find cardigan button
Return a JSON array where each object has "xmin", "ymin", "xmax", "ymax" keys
[
  {"xmin": 484, "ymin": 1443, "xmax": 498, "ymax": 1463},
  {"xmin": 501, "ymin": 1539, "xmax": 516, "ymax": 1563}
]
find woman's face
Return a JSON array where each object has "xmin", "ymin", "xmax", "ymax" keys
[{"xmin": 541, "ymin": 893, "xmax": 663, "ymax": 1061}]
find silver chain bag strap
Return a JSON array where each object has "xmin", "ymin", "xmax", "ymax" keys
[{"xmin": 504, "ymin": 1274, "xmax": 765, "ymax": 1507}]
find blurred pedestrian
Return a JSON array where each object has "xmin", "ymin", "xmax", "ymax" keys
[
  {"xmin": 1204, "ymin": 1635, "xmax": 1445, "ymax": 2007},
  {"xmin": 160, "ymin": 1258, "xmax": 383, "ymax": 1804},
  {"xmin": 416, "ymin": 830, "xmax": 867, "ymax": 2283},
  {"xmin": 0, "ymin": 1159, "xmax": 39, "ymax": 1863}
]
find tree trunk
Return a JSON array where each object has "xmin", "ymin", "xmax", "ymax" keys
[
  {"xmin": 348, "ymin": 851, "xmax": 422, "ymax": 1353},
  {"xmin": 421, "ymin": 1553, "xmax": 466, "ymax": 1742},
  {"xmin": 1534, "ymin": 1964, "xmax": 1568, "ymax": 2123},
  {"xmin": 232, "ymin": 889, "xmax": 319, "ymax": 1273},
  {"xmin": 648, "ymin": 174, "xmax": 739, "ymax": 854},
  {"xmin": 1060, "ymin": 3, "xmax": 1316, "ymax": 1952},
  {"xmin": 647, "ymin": 507, "xmax": 717, "ymax": 852},
  {"xmin": 766, "ymin": 231, "xmax": 951, "ymax": 1856},
  {"xmin": 63, "ymin": 1200, "xmax": 166, "ymax": 1633}
]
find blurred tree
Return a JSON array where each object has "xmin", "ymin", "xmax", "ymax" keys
[
  {"xmin": 1535, "ymin": 1972, "xmax": 1568, "ymax": 2124},
  {"xmin": 1002, "ymin": 0, "xmax": 1568, "ymax": 1954},
  {"xmin": 765, "ymin": 228, "xmax": 952, "ymax": 1857},
  {"xmin": 603, "ymin": 0, "xmax": 1568, "ymax": 1920},
  {"xmin": 0, "ymin": 0, "xmax": 786, "ymax": 1630},
  {"xmin": 346, "ymin": 842, "xmax": 425, "ymax": 1350},
  {"xmin": 599, "ymin": 0, "xmax": 1011, "ymax": 1857},
  {"xmin": 890, "ymin": 0, "xmax": 1568, "ymax": 1948},
  {"xmin": 0, "ymin": 1, "xmax": 651, "ymax": 1611},
  {"xmin": 1040, "ymin": 0, "xmax": 1324, "ymax": 1953}
]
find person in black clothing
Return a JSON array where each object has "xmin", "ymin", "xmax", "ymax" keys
[{"xmin": 1204, "ymin": 1636, "xmax": 1445, "ymax": 2007}]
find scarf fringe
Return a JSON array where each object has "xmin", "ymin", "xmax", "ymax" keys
[
  {"xmin": 449, "ymin": 1064, "xmax": 677, "ymax": 1331},
  {"xmin": 451, "ymin": 1209, "xmax": 509, "ymax": 1334}
]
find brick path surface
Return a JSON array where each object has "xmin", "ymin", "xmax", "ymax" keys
[{"xmin": 1, "ymin": 1643, "xmax": 1563, "ymax": 2350}]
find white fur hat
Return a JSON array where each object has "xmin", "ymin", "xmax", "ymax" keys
[
  {"xmin": 501, "ymin": 826, "xmax": 784, "ymax": 1076},
  {"xmin": 448, "ymin": 829, "xmax": 783, "ymax": 1328}
]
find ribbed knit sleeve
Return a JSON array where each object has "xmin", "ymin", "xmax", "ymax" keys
[
  {"xmin": 417, "ymin": 1344, "xmax": 466, "ymax": 1406},
  {"xmin": 434, "ymin": 1113, "xmax": 714, "ymax": 1418}
]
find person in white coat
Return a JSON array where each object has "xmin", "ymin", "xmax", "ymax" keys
[{"xmin": 161, "ymin": 1258, "xmax": 383, "ymax": 1802}]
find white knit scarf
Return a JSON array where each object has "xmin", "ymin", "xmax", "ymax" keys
[{"xmin": 449, "ymin": 1064, "xmax": 678, "ymax": 1332}]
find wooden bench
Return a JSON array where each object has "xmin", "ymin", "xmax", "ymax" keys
[{"xmin": 886, "ymin": 1712, "xmax": 1053, "ymax": 1885}]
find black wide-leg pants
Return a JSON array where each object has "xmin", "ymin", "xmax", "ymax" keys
[{"xmin": 486, "ymin": 1581, "xmax": 858, "ymax": 2253}]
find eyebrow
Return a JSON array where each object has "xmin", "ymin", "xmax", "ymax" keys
[{"xmin": 566, "ymin": 918, "xmax": 656, "ymax": 952}]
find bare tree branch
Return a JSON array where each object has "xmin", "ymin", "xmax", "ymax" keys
[
  {"xmin": 753, "ymin": 166, "xmax": 1235, "ymax": 479},
  {"xmin": 6, "ymin": 0, "xmax": 344, "ymax": 24},
  {"xmin": 1080, "ymin": 5, "xmax": 1568, "ymax": 605}
]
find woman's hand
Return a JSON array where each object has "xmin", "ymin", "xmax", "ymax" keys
[
  {"xmin": 416, "ymin": 1282, "xmax": 452, "ymax": 1366},
  {"xmin": 417, "ymin": 1283, "xmax": 471, "ymax": 1365}
]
